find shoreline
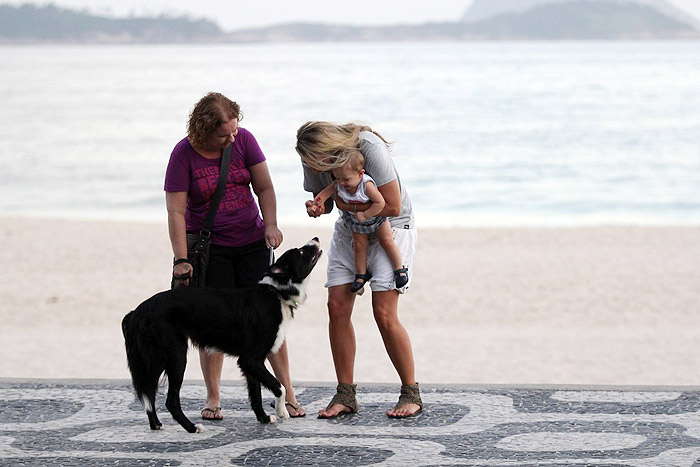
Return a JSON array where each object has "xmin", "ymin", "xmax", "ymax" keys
[
  {"xmin": 2, "ymin": 216, "xmax": 699, "ymax": 386},
  {"xmin": 3, "ymin": 210, "xmax": 699, "ymax": 230}
]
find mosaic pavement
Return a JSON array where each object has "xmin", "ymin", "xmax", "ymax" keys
[{"xmin": 0, "ymin": 380, "xmax": 699, "ymax": 466}]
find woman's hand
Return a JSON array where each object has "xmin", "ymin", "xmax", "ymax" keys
[
  {"xmin": 265, "ymin": 224, "xmax": 283, "ymax": 249},
  {"xmin": 305, "ymin": 199, "xmax": 325, "ymax": 218},
  {"xmin": 172, "ymin": 262, "xmax": 193, "ymax": 286}
]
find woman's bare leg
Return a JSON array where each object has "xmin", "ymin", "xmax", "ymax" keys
[
  {"xmin": 317, "ymin": 285, "xmax": 358, "ymax": 418},
  {"xmin": 199, "ymin": 349, "xmax": 224, "ymax": 419},
  {"xmin": 267, "ymin": 339, "xmax": 305, "ymax": 416},
  {"xmin": 371, "ymin": 290, "xmax": 420, "ymax": 417}
]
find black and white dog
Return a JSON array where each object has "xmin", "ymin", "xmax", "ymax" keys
[{"xmin": 121, "ymin": 238, "xmax": 322, "ymax": 433}]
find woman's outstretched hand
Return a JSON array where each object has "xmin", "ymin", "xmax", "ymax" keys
[{"xmin": 305, "ymin": 199, "xmax": 325, "ymax": 218}]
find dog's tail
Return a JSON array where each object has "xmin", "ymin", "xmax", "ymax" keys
[{"xmin": 122, "ymin": 307, "xmax": 165, "ymax": 412}]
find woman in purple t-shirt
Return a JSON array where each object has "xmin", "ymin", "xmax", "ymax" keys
[{"xmin": 164, "ymin": 92, "xmax": 305, "ymax": 419}]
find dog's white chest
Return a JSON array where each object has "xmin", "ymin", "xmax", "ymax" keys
[{"xmin": 270, "ymin": 304, "xmax": 293, "ymax": 354}]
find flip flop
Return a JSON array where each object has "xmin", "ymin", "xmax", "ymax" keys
[
  {"xmin": 200, "ymin": 407, "xmax": 223, "ymax": 420},
  {"xmin": 270, "ymin": 400, "xmax": 306, "ymax": 417},
  {"xmin": 285, "ymin": 401, "xmax": 307, "ymax": 418}
]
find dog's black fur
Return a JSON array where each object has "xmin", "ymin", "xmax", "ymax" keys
[{"xmin": 122, "ymin": 238, "xmax": 321, "ymax": 433}]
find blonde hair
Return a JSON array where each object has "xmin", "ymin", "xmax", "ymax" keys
[{"xmin": 295, "ymin": 121, "xmax": 389, "ymax": 171}]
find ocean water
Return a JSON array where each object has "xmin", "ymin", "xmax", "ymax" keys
[{"xmin": 1, "ymin": 41, "xmax": 699, "ymax": 227}]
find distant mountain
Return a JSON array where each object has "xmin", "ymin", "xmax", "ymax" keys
[
  {"xmin": 0, "ymin": 4, "xmax": 222, "ymax": 42},
  {"xmin": 0, "ymin": 1, "xmax": 697, "ymax": 43},
  {"xmin": 464, "ymin": 0, "xmax": 566, "ymax": 23},
  {"xmin": 462, "ymin": 0, "xmax": 697, "ymax": 25},
  {"xmin": 461, "ymin": 0, "xmax": 698, "ymax": 39},
  {"xmin": 225, "ymin": 0, "xmax": 698, "ymax": 41}
]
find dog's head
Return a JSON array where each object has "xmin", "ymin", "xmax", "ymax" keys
[{"xmin": 266, "ymin": 237, "xmax": 322, "ymax": 286}]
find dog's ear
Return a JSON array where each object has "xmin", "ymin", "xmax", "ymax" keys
[{"xmin": 267, "ymin": 264, "xmax": 291, "ymax": 281}]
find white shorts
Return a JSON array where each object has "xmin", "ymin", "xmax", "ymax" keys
[{"xmin": 325, "ymin": 221, "xmax": 417, "ymax": 293}]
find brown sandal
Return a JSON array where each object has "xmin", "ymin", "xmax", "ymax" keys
[
  {"xmin": 387, "ymin": 383, "xmax": 423, "ymax": 418},
  {"xmin": 318, "ymin": 383, "xmax": 359, "ymax": 418}
]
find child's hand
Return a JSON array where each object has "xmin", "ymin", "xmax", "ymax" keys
[{"xmin": 356, "ymin": 210, "xmax": 367, "ymax": 222}]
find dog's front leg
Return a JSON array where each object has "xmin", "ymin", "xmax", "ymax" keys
[
  {"xmin": 275, "ymin": 385, "xmax": 290, "ymax": 420},
  {"xmin": 240, "ymin": 359, "xmax": 290, "ymax": 423},
  {"xmin": 243, "ymin": 373, "xmax": 276, "ymax": 424},
  {"xmin": 250, "ymin": 360, "xmax": 289, "ymax": 420}
]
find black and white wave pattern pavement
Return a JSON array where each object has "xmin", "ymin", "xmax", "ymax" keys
[{"xmin": 0, "ymin": 381, "xmax": 699, "ymax": 466}]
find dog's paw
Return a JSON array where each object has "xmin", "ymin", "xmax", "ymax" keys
[
  {"xmin": 195, "ymin": 423, "xmax": 205, "ymax": 433},
  {"xmin": 269, "ymin": 415, "xmax": 278, "ymax": 424},
  {"xmin": 275, "ymin": 393, "xmax": 290, "ymax": 420},
  {"xmin": 276, "ymin": 406, "xmax": 290, "ymax": 420}
]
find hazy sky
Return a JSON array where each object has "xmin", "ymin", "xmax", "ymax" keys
[{"xmin": 5, "ymin": 0, "xmax": 700, "ymax": 29}]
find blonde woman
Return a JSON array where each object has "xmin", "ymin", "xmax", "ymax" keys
[{"xmin": 296, "ymin": 121, "xmax": 422, "ymax": 418}]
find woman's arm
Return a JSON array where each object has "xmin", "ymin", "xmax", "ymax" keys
[
  {"xmin": 335, "ymin": 197, "xmax": 369, "ymax": 214},
  {"xmin": 166, "ymin": 191, "xmax": 192, "ymax": 281},
  {"xmin": 356, "ymin": 181, "xmax": 385, "ymax": 222},
  {"xmin": 375, "ymin": 179, "xmax": 401, "ymax": 217},
  {"xmin": 250, "ymin": 161, "xmax": 283, "ymax": 249}
]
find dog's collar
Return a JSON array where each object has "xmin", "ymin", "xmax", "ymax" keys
[
  {"xmin": 262, "ymin": 282, "xmax": 301, "ymax": 313},
  {"xmin": 278, "ymin": 297, "xmax": 298, "ymax": 319},
  {"xmin": 280, "ymin": 295, "xmax": 298, "ymax": 310}
]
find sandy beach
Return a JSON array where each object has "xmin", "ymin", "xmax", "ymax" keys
[{"xmin": 1, "ymin": 216, "xmax": 698, "ymax": 386}]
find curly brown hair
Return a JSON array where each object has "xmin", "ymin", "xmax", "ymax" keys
[{"xmin": 187, "ymin": 92, "xmax": 242, "ymax": 151}]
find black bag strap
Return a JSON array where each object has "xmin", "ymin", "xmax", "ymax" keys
[{"xmin": 200, "ymin": 144, "xmax": 232, "ymax": 238}]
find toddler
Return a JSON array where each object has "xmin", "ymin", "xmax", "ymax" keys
[{"xmin": 314, "ymin": 150, "xmax": 408, "ymax": 293}]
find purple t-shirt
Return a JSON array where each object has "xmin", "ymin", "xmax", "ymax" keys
[{"xmin": 164, "ymin": 127, "xmax": 266, "ymax": 247}]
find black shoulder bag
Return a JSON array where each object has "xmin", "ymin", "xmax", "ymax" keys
[{"xmin": 171, "ymin": 144, "xmax": 232, "ymax": 289}]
